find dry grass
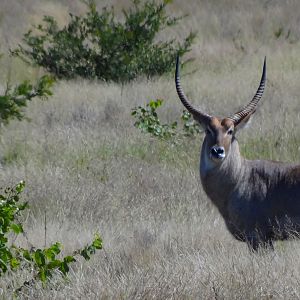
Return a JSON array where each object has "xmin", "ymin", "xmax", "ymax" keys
[{"xmin": 1, "ymin": 0, "xmax": 300, "ymax": 299}]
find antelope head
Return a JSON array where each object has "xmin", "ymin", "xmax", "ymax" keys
[{"xmin": 175, "ymin": 56, "xmax": 266, "ymax": 167}]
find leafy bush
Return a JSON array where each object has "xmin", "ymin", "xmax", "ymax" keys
[
  {"xmin": 132, "ymin": 99, "xmax": 178, "ymax": 139},
  {"xmin": 0, "ymin": 181, "xmax": 102, "ymax": 293},
  {"xmin": 12, "ymin": 0, "xmax": 195, "ymax": 82},
  {"xmin": 132, "ymin": 99, "xmax": 201, "ymax": 140},
  {"xmin": 0, "ymin": 75, "xmax": 55, "ymax": 125}
]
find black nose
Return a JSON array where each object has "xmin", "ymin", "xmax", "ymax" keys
[{"xmin": 211, "ymin": 146, "xmax": 225, "ymax": 159}]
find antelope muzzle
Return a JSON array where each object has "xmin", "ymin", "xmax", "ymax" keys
[{"xmin": 210, "ymin": 146, "xmax": 225, "ymax": 160}]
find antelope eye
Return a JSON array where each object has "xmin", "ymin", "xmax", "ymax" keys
[{"xmin": 227, "ymin": 129, "xmax": 233, "ymax": 135}]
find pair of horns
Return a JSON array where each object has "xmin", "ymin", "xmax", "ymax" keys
[{"xmin": 175, "ymin": 56, "xmax": 266, "ymax": 126}]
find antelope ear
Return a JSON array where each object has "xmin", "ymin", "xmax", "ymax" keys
[{"xmin": 234, "ymin": 112, "xmax": 254, "ymax": 132}]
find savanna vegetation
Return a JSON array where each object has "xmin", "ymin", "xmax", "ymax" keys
[{"xmin": 1, "ymin": 0, "xmax": 300, "ymax": 298}]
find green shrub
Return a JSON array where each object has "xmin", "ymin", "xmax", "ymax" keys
[
  {"xmin": 132, "ymin": 99, "xmax": 178, "ymax": 139},
  {"xmin": 0, "ymin": 75, "xmax": 55, "ymax": 125},
  {"xmin": 132, "ymin": 99, "xmax": 201, "ymax": 140},
  {"xmin": 0, "ymin": 181, "xmax": 102, "ymax": 293},
  {"xmin": 12, "ymin": 0, "xmax": 195, "ymax": 82}
]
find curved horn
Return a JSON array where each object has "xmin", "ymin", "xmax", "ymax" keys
[
  {"xmin": 229, "ymin": 57, "xmax": 266, "ymax": 125},
  {"xmin": 175, "ymin": 55, "xmax": 211, "ymax": 124}
]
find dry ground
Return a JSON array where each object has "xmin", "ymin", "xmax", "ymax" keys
[{"xmin": 1, "ymin": 0, "xmax": 300, "ymax": 299}]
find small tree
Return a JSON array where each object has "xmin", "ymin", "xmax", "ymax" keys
[{"xmin": 12, "ymin": 0, "xmax": 196, "ymax": 82}]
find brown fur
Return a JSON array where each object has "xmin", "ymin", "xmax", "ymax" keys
[{"xmin": 199, "ymin": 117, "xmax": 300, "ymax": 250}]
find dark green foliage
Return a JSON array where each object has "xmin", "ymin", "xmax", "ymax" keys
[
  {"xmin": 0, "ymin": 182, "xmax": 103, "ymax": 291},
  {"xmin": 12, "ymin": 0, "xmax": 195, "ymax": 82},
  {"xmin": 132, "ymin": 99, "xmax": 201, "ymax": 140},
  {"xmin": 0, "ymin": 75, "xmax": 55, "ymax": 125}
]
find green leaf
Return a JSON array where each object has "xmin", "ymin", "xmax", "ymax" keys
[
  {"xmin": 47, "ymin": 259, "xmax": 62, "ymax": 269},
  {"xmin": 34, "ymin": 250, "xmax": 46, "ymax": 267},
  {"xmin": 15, "ymin": 181, "xmax": 25, "ymax": 193},
  {"xmin": 59, "ymin": 260, "xmax": 70, "ymax": 275},
  {"xmin": 10, "ymin": 223, "xmax": 23, "ymax": 234},
  {"xmin": 92, "ymin": 234, "xmax": 103, "ymax": 249},
  {"xmin": 48, "ymin": 242, "xmax": 61, "ymax": 255},
  {"xmin": 80, "ymin": 248, "xmax": 90, "ymax": 260},
  {"xmin": 63, "ymin": 255, "xmax": 76, "ymax": 263},
  {"xmin": 38, "ymin": 268, "xmax": 47, "ymax": 283},
  {"xmin": 10, "ymin": 257, "xmax": 20, "ymax": 269},
  {"xmin": 22, "ymin": 250, "xmax": 32, "ymax": 261}
]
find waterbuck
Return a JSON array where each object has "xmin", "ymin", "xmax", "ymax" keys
[{"xmin": 175, "ymin": 56, "xmax": 300, "ymax": 250}]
